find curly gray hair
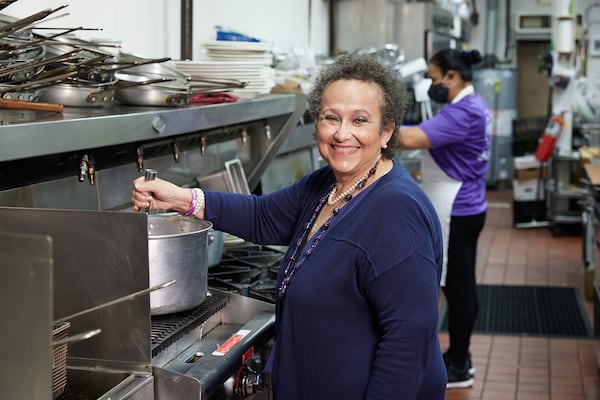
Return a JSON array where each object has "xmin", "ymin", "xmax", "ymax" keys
[{"xmin": 306, "ymin": 54, "xmax": 407, "ymax": 159}]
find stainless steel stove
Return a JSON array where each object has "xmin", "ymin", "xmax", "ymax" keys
[
  {"xmin": 151, "ymin": 289, "xmax": 276, "ymax": 400},
  {"xmin": 0, "ymin": 95, "xmax": 304, "ymax": 400}
]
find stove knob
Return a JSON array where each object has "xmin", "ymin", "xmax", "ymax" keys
[{"xmin": 236, "ymin": 355, "xmax": 264, "ymax": 397}]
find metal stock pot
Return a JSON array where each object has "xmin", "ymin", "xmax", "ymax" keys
[{"xmin": 148, "ymin": 214, "xmax": 212, "ymax": 315}]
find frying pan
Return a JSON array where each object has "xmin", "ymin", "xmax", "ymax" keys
[
  {"xmin": 115, "ymin": 85, "xmax": 191, "ymax": 107},
  {"xmin": 38, "ymin": 82, "xmax": 115, "ymax": 107}
]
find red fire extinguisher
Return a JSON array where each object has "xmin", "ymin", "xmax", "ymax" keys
[{"xmin": 534, "ymin": 112, "xmax": 567, "ymax": 162}]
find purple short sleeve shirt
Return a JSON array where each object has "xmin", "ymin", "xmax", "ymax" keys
[{"xmin": 419, "ymin": 93, "xmax": 491, "ymax": 216}]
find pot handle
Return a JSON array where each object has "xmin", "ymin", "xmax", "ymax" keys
[
  {"xmin": 52, "ymin": 328, "xmax": 102, "ymax": 347},
  {"xmin": 0, "ymin": 98, "xmax": 64, "ymax": 113},
  {"xmin": 52, "ymin": 279, "xmax": 176, "ymax": 325},
  {"xmin": 143, "ymin": 168, "xmax": 158, "ymax": 213}
]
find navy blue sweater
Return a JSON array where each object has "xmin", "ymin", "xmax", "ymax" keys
[{"xmin": 204, "ymin": 161, "xmax": 446, "ymax": 399}]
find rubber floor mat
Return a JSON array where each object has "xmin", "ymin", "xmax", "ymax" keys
[{"xmin": 438, "ymin": 285, "xmax": 593, "ymax": 338}]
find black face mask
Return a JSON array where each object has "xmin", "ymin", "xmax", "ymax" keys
[{"xmin": 427, "ymin": 83, "xmax": 449, "ymax": 103}]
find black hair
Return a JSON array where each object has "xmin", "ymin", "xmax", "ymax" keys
[
  {"xmin": 306, "ymin": 54, "xmax": 407, "ymax": 159},
  {"xmin": 429, "ymin": 49, "xmax": 483, "ymax": 82}
]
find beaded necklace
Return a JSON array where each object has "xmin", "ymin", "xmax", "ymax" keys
[
  {"xmin": 327, "ymin": 156, "xmax": 381, "ymax": 205},
  {"xmin": 277, "ymin": 158, "xmax": 381, "ymax": 299}
]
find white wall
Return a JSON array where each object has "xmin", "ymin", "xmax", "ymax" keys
[
  {"xmin": 2, "ymin": 0, "xmax": 330, "ymax": 59},
  {"xmin": 469, "ymin": 0, "xmax": 596, "ymax": 64},
  {"xmin": 4, "ymin": 0, "xmax": 598, "ymax": 78},
  {"xmin": 468, "ymin": 0, "xmax": 554, "ymax": 63}
]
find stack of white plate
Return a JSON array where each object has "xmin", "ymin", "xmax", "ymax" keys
[
  {"xmin": 203, "ymin": 40, "xmax": 273, "ymax": 64},
  {"xmin": 174, "ymin": 41, "xmax": 276, "ymax": 99}
]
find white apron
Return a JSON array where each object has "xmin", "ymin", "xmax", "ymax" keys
[{"xmin": 420, "ymin": 150, "xmax": 462, "ymax": 286}]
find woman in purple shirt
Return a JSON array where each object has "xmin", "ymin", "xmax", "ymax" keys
[{"xmin": 398, "ymin": 48, "xmax": 490, "ymax": 389}]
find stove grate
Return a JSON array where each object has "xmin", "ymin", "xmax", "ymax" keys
[
  {"xmin": 207, "ymin": 245, "xmax": 285, "ymax": 304},
  {"xmin": 151, "ymin": 292, "xmax": 228, "ymax": 357}
]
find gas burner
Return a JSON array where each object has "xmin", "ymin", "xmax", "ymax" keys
[
  {"xmin": 208, "ymin": 244, "xmax": 286, "ymax": 304},
  {"xmin": 222, "ymin": 244, "xmax": 286, "ymax": 267},
  {"xmin": 151, "ymin": 292, "xmax": 228, "ymax": 357}
]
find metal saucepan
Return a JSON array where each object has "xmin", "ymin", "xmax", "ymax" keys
[
  {"xmin": 148, "ymin": 214, "xmax": 212, "ymax": 315},
  {"xmin": 115, "ymin": 72, "xmax": 188, "ymax": 89},
  {"xmin": 38, "ymin": 81, "xmax": 117, "ymax": 107},
  {"xmin": 67, "ymin": 56, "xmax": 173, "ymax": 84},
  {"xmin": 208, "ymin": 229, "xmax": 225, "ymax": 267},
  {"xmin": 113, "ymin": 77, "xmax": 247, "ymax": 107},
  {"xmin": 115, "ymin": 84, "xmax": 192, "ymax": 107},
  {"xmin": 0, "ymin": 70, "xmax": 77, "ymax": 102}
]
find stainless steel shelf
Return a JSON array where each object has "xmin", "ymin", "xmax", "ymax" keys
[
  {"xmin": 551, "ymin": 213, "xmax": 583, "ymax": 224},
  {"xmin": 547, "ymin": 151, "xmax": 585, "ymax": 227},
  {"xmin": 0, "ymin": 94, "xmax": 300, "ymax": 162}
]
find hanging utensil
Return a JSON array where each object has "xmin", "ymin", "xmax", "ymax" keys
[
  {"xmin": 39, "ymin": 39, "xmax": 122, "ymax": 49},
  {"xmin": 0, "ymin": 70, "xmax": 76, "ymax": 94},
  {"xmin": 0, "ymin": 5, "xmax": 69, "ymax": 40},
  {"xmin": 25, "ymin": 10, "xmax": 70, "ymax": 29},
  {"xmin": 0, "ymin": 48, "xmax": 81, "ymax": 79},
  {"xmin": 0, "ymin": 26, "xmax": 88, "ymax": 52},
  {"xmin": 0, "ymin": 1, "xmax": 18, "ymax": 12},
  {"xmin": 115, "ymin": 77, "xmax": 177, "ymax": 89},
  {"xmin": 52, "ymin": 279, "xmax": 175, "ymax": 324}
]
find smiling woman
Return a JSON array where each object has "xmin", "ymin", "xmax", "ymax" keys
[
  {"xmin": 314, "ymin": 78, "xmax": 391, "ymax": 192},
  {"xmin": 131, "ymin": 54, "xmax": 447, "ymax": 399}
]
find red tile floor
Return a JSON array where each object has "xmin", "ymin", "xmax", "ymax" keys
[{"xmin": 442, "ymin": 189, "xmax": 600, "ymax": 399}]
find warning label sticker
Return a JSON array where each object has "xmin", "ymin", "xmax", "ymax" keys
[{"xmin": 212, "ymin": 329, "xmax": 251, "ymax": 356}]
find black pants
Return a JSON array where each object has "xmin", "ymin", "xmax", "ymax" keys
[{"xmin": 442, "ymin": 211, "xmax": 486, "ymax": 367}]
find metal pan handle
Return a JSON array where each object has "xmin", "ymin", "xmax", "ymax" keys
[
  {"xmin": 52, "ymin": 279, "xmax": 175, "ymax": 325},
  {"xmin": 52, "ymin": 328, "xmax": 102, "ymax": 347}
]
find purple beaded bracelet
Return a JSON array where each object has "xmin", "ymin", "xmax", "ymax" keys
[{"xmin": 179, "ymin": 188, "xmax": 196, "ymax": 217}]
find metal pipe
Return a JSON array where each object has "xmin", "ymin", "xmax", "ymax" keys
[
  {"xmin": 181, "ymin": 0, "xmax": 193, "ymax": 60},
  {"xmin": 485, "ymin": 0, "xmax": 498, "ymax": 57},
  {"xmin": 329, "ymin": 0, "xmax": 336, "ymax": 56}
]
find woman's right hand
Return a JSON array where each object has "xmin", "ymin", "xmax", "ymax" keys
[{"xmin": 131, "ymin": 176, "xmax": 192, "ymax": 214}]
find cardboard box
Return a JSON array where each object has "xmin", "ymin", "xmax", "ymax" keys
[
  {"xmin": 514, "ymin": 154, "xmax": 541, "ymax": 169},
  {"xmin": 513, "ymin": 178, "xmax": 545, "ymax": 201},
  {"xmin": 514, "ymin": 167, "xmax": 547, "ymax": 180},
  {"xmin": 513, "ymin": 154, "xmax": 546, "ymax": 180}
]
